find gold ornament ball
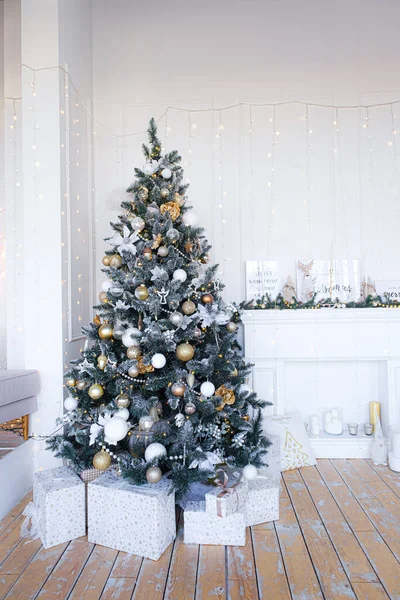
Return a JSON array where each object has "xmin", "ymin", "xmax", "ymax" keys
[
  {"xmin": 135, "ymin": 284, "xmax": 149, "ymax": 301},
  {"xmin": 99, "ymin": 291, "xmax": 109, "ymax": 303},
  {"xmin": 226, "ymin": 321, "xmax": 237, "ymax": 333},
  {"xmin": 171, "ymin": 382, "xmax": 186, "ymax": 397},
  {"xmin": 102, "ymin": 256, "xmax": 111, "ymax": 267},
  {"xmin": 93, "ymin": 450, "xmax": 111, "ymax": 470},
  {"xmin": 143, "ymin": 247, "xmax": 153, "ymax": 261},
  {"xmin": 231, "ymin": 367, "xmax": 238, "ymax": 377},
  {"xmin": 176, "ymin": 343, "xmax": 195, "ymax": 362},
  {"xmin": 99, "ymin": 323, "xmax": 113, "ymax": 339},
  {"xmin": 66, "ymin": 377, "xmax": 76, "ymax": 387},
  {"xmin": 160, "ymin": 188, "xmax": 169, "ymax": 198},
  {"xmin": 88, "ymin": 383, "xmax": 104, "ymax": 400},
  {"xmin": 110, "ymin": 254, "xmax": 122, "ymax": 268},
  {"xmin": 116, "ymin": 393, "xmax": 130, "ymax": 408},
  {"xmin": 76, "ymin": 380, "xmax": 86, "ymax": 390},
  {"xmin": 128, "ymin": 365, "xmax": 140, "ymax": 378},
  {"xmin": 202, "ymin": 293, "xmax": 213, "ymax": 304},
  {"xmin": 146, "ymin": 466, "xmax": 162, "ymax": 484},
  {"xmin": 184, "ymin": 402, "xmax": 196, "ymax": 415},
  {"xmin": 182, "ymin": 300, "xmax": 196, "ymax": 315},
  {"xmin": 127, "ymin": 346, "xmax": 141, "ymax": 360},
  {"xmin": 97, "ymin": 355, "xmax": 108, "ymax": 370}
]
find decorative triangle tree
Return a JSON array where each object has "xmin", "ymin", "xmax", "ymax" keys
[{"xmin": 48, "ymin": 119, "xmax": 270, "ymax": 498}]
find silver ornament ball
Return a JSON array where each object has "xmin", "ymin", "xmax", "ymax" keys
[
  {"xmin": 158, "ymin": 246, "xmax": 169, "ymax": 257},
  {"xmin": 113, "ymin": 324, "xmax": 125, "ymax": 340},
  {"xmin": 169, "ymin": 311, "xmax": 184, "ymax": 327},
  {"xmin": 166, "ymin": 228, "xmax": 180, "ymax": 242},
  {"xmin": 184, "ymin": 402, "xmax": 196, "ymax": 415},
  {"xmin": 146, "ymin": 466, "xmax": 162, "ymax": 484}
]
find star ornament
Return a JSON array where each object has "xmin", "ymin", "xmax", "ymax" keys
[
  {"xmin": 150, "ymin": 266, "xmax": 167, "ymax": 281},
  {"xmin": 78, "ymin": 358, "xmax": 95, "ymax": 375}
]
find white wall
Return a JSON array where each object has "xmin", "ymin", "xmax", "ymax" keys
[
  {"xmin": 0, "ymin": 1, "xmax": 6, "ymax": 370},
  {"xmin": 92, "ymin": 0, "xmax": 400, "ymax": 302}
]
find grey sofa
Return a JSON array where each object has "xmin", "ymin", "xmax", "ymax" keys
[{"xmin": 0, "ymin": 371, "xmax": 40, "ymax": 440}]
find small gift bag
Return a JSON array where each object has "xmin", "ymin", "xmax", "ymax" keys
[
  {"xmin": 205, "ymin": 468, "xmax": 248, "ymax": 518},
  {"xmin": 184, "ymin": 500, "xmax": 246, "ymax": 546},
  {"xmin": 21, "ymin": 466, "xmax": 85, "ymax": 549}
]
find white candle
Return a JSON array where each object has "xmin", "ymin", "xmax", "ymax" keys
[
  {"xmin": 310, "ymin": 415, "xmax": 320, "ymax": 435},
  {"xmin": 392, "ymin": 432, "xmax": 400, "ymax": 458}
]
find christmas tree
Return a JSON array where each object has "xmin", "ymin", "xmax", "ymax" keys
[{"xmin": 48, "ymin": 119, "xmax": 270, "ymax": 498}]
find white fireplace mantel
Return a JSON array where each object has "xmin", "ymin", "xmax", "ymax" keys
[{"xmin": 242, "ymin": 308, "xmax": 400, "ymax": 457}]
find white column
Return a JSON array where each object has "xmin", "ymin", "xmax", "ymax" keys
[{"xmin": 20, "ymin": 0, "xmax": 64, "ymax": 470}]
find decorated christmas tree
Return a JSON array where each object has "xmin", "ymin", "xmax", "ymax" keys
[{"xmin": 48, "ymin": 119, "xmax": 270, "ymax": 498}]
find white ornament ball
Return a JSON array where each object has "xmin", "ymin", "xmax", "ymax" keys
[
  {"xmin": 151, "ymin": 353, "xmax": 166, "ymax": 369},
  {"xmin": 172, "ymin": 269, "xmax": 187, "ymax": 283},
  {"xmin": 122, "ymin": 327, "xmax": 142, "ymax": 348},
  {"xmin": 161, "ymin": 168, "xmax": 172, "ymax": 179},
  {"xmin": 104, "ymin": 417, "xmax": 129, "ymax": 444},
  {"xmin": 64, "ymin": 397, "xmax": 78, "ymax": 411},
  {"xmin": 243, "ymin": 465, "xmax": 258, "ymax": 481},
  {"xmin": 240, "ymin": 384, "xmax": 252, "ymax": 396},
  {"xmin": 101, "ymin": 280, "xmax": 112, "ymax": 292},
  {"xmin": 117, "ymin": 408, "xmax": 130, "ymax": 420},
  {"xmin": 200, "ymin": 381, "xmax": 215, "ymax": 398},
  {"xmin": 145, "ymin": 442, "xmax": 167, "ymax": 462},
  {"xmin": 143, "ymin": 163, "xmax": 155, "ymax": 175},
  {"xmin": 169, "ymin": 311, "xmax": 184, "ymax": 327},
  {"xmin": 182, "ymin": 211, "xmax": 199, "ymax": 227}
]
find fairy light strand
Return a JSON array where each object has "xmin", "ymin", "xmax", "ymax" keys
[{"xmin": 266, "ymin": 106, "xmax": 277, "ymax": 259}]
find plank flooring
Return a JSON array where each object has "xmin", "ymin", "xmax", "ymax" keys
[{"xmin": 1, "ymin": 460, "xmax": 400, "ymax": 599}]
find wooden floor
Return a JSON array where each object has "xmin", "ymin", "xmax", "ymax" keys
[{"xmin": 1, "ymin": 459, "xmax": 400, "ymax": 600}]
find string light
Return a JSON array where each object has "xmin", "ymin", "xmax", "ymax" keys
[
  {"xmin": 334, "ymin": 108, "xmax": 349, "ymax": 259},
  {"xmin": 304, "ymin": 105, "xmax": 314, "ymax": 259},
  {"xmin": 266, "ymin": 106, "xmax": 277, "ymax": 259}
]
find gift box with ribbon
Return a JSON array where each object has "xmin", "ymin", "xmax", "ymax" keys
[
  {"xmin": 87, "ymin": 470, "xmax": 176, "ymax": 561},
  {"xmin": 184, "ymin": 500, "xmax": 246, "ymax": 546},
  {"xmin": 21, "ymin": 466, "xmax": 85, "ymax": 549},
  {"xmin": 205, "ymin": 468, "xmax": 248, "ymax": 518},
  {"xmin": 245, "ymin": 475, "xmax": 280, "ymax": 527}
]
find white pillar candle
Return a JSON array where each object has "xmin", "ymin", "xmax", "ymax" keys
[
  {"xmin": 310, "ymin": 415, "xmax": 320, "ymax": 435},
  {"xmin": 392, "ymin": 432, "xmax": 400, "ymax": 458}
]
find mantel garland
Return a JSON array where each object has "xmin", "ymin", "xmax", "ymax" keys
[{"xmin": 242, "ymin": 294, "xmax": 400, "ymax": 311}]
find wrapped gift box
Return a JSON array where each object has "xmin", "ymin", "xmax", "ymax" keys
[
  {"xmin": 205, "ymin": 480, "xmax": 248, "ymax": 518},
  {"xmin": 31, "ymin": 466, "xmax": 85, "ymax": 549},
  {"xmin": 184, "ymin": 500, "xmax": 246, "ymax": 546},
  {"xmin": 88, "ymin": 470, "xmax": 176, "ymax": 561},
  {"xmin": 245, "ymin": 476, "xmax": 279, "ymax": 527},
  {"xmin": 78, "ymin": 467, "xmax": 107, "ymax": 527}
]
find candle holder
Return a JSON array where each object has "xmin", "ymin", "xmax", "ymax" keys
[
  {"xmin": 348, "ymin": 422, "xmax": 358, "ymax": 436},
  {"xmin": 363, "ymin": 423, "xmax": 373, "ymax": 436}
]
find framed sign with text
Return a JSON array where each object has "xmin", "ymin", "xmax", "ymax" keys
[
  {"xmin": 296, "ymin": 259, "xmax": 360, "ymax": 303},
  {"xmin": 375, "ymin": 280, "xmax": 400, "ymax": 300},
  {"xmin": 245, "ymin": 261, "xmax": 281, "ymax": 302}
]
